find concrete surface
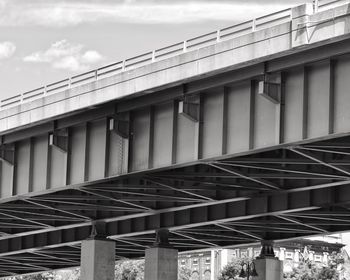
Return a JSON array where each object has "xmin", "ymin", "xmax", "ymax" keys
[
  {"xmin": 254, "ymin": 257, "xmax": 284, "ymax": 280},
  {"xmin": 144, "ymin": 247, "xmax": 178, "ymax": 280},
  {"xmin": 80, "ymin": 239, "xmax": 115, "ymax": 280}
]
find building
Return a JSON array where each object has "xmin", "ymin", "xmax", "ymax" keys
[{"xmin": 179, "ymin": 238, "xmax": 345, "ymax": 280}]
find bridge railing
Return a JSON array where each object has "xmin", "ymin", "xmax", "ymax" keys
[
  {"xmin": 1, "ymin": 0, "xmax": 349, "ymax": 110},
  {"xmin": 315, "ymin": 0, "xmax": 350, "ymax": 11}
]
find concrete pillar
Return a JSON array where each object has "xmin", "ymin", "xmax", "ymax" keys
[
  {"xmin": 80, "ymin": 238, "xmax": 115, "ymax": 280},
  {"xmin": 144, "ymin": 229, "xmax": 178, "ymax": 280},
  {"xmin": 220, "ymin": 249, "xmax": 229, "ymax": 269},
  {"xmin": 210, "ymin": 250, "xmax": 216, "ymax": 280},
  {"xmin": 254, "ymin": 241, "xmax": 283, "ymax": 280}
]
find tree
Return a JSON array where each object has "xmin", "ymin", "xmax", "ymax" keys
[
  {"xmin": 218, "ymin": 257, "xmax": 251, "ymax": 280},
  {"xmin": 114, "ymin": 259, "xmax": 191, "ymax": 280},
  {"xmin": 178, "ymin": 266, "xmax": 191, "ymax": 280},
  {"xmin": 55, "ymin": 268, "xmax": 80, "ymax": 280},
  {"xmin": 115, "ymin": 260, "xmax": 144, "ymax": 280},
  {"xmin": 284, "ymin": 251, "xmax": 346, "ymax": 280},
  {"xmin": 284, "ymin": 259, "xmax": 318, "ymax": 280},
  {"xmin": 7, "ymin": 272, "xmax": 55, "ymax": 280},
  {"xmin": 218, "ymin": 251, "xmax": 348, "ymax": 280}
]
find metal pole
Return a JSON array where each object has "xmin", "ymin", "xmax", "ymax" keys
[
  {"xmin": 252, "ymin": 18, "xmax": 257, "ymax": 32},
  {"xmin": 216, "ymin": 30, "xmax": 221, "ymax": 42},
  {"xmin": 183, "ymin": 40, "xmax": 187, "ymax": 52},
  {"xmin": 314, "ymin": 0, "xmax": 319, "ymax": 13}
]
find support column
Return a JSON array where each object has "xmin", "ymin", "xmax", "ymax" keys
[
  {"xmin": 145, "ymin": 229, "xmax": 178, "ymax": 280},
  {"xmin": 254, "ymin": 241, "xmax": 283, "ymax": 280},
  {"xmin": 80, "ymin": 224, "xmax": 115, "ymax": 280}
]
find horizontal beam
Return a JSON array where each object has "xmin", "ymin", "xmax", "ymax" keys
[{"xmin": 1, "ymin": 182, "xmax": 350, "ymax": 257}]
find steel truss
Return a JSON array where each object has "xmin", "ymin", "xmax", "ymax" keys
[{"xmin": 2, "ymin": 136, "xmax": 350, "ymax": 277}]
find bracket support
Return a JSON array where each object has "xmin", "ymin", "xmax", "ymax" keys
[
  {"xmin": 258, "ymin": 73, "xmax": 281, "ymax": 104},
  {"xmin": 0, "ymin": 144, "xmax": 14, "ymax": 165},
  {"xmin": 49, "ymin": 128, "xmax": 68, "ymax": 152},
  {"xmin": 178, "ymin": 94, "xmax": 200, "ymax": 122},
  {"xmin": 109, "ymin": 117, "xmax": 129, "ymax": 138}
]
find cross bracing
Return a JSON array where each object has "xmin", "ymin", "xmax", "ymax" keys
[{"xmin": 1, "ymin": 135, "xmax": 350, "ymax": 276}]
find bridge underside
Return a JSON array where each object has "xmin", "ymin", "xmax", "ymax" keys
[
  {"xmin": 1, "ymin": 134, "xmax": 350, "ymax": 276},
  {"xmin": 4, "ymin": 12, "xmax": 350, "ymax": 276}
]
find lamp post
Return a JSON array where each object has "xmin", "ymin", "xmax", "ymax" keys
[{"xmin": 239, "ymin": 261, "xmax": 258, "ymax": 280}]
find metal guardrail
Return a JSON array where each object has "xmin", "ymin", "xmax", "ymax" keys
[{"xmin": 0, "ymin": 0, "xmax": 348, "ymax": 110}]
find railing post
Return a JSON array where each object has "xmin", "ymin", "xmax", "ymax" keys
[
  {"xmin": 183, "ymin": 40, "xmax": 187, "ymax": 52},
  {"xmin": 216, "ymin": 30, "xmax": 221, "ymax": 42},
  {"xmin": 122, "ymin": 60, "xmax": 126, "ymax": 71},
  {"xmin": 152, "ymin": 50, "xmax": 156, "ymax": 62},
  {"xmin": 44, "ymin": 86, "xmax": 47, "ymax": 96},
  {"xmin": 314, "ymin": 0, "xmax": 319, "ymax": 13},
  {"xmin": 68, "ymin": 77, "xmax": 72, "ymax": 89},
  {"xmin": 252, "ymin": 18, "xmax": 257, "ymax": 32},
  {"xmin": 94, "ymin": 70, "xmax": 98, "ymax": 81}
]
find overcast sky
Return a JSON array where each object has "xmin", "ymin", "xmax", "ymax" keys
[{"xmin": 0, "ymin": 0, "xmax": 311, "ymax": 99}]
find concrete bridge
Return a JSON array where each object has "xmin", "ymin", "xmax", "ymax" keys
[{"xmin": 2, "ymin": 0, "xmax": 350, "ymax": 279}]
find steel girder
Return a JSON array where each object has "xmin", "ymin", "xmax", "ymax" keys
[{"xmin": 1, "ymin": 135, "xmax": 350, "ymax": 276}]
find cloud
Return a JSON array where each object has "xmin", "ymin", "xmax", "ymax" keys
[
  {"xmin": 0, "ymin": 0, "xmax": 6, "ymax": 9},
  {"xmin": 23, "ymin": 40, "xmax": 104, "ymax": 72},
  {"xmin": 0, "ymin": 41, "xmax": 16, "ymax": 59},
  {"xmin": 0, "ymin": 1, "xmax": 306, "ymax": 27}
]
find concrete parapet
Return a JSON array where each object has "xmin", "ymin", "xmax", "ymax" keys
[
  {"xmin": 291, "ymin": 3, "xmax": 314, "ymax": 47},
  {"xmin": 2, "ymin": 3, "xmax": 350, "ymax": 134}
]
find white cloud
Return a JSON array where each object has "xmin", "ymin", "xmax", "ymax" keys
[
  {"xmin": 0, "ymin": 0, "xmax": 6, "ymax": 9},
  {"xmin": 0, "ymin": 1, "xmax": 301, "ymax": 26},
  {"xmin": 81, "ymin": 50, "xmax": 103, "ymax": 64},
  {"xmin": 23, "ymin": 40, "xmax": 104, "ymax": 72},
  {"xmin": 0, "ymin": 41, "xmax": 16, "ymax": 59}
]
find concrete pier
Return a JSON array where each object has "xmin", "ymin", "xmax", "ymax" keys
[
  {"xmin": 144, "ymin": 229, "xmax": 178, "ymax": 280},
  {"xmin": 255, "ymin": 258, "xmax": 283, "ymax": 280},
  {"xmin": 145, "ymin": 247, "xmax": 178, "ymax": 280},
  {"xmin": 254, "ymin": 241, "xmax": 283, "ymax": 280},
  {"xmin": 80, "ymin": 238, "xmax": 115, "ymax": 280}
]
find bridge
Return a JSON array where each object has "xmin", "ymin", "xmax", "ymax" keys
[{"xmin": 1, "ymin": 0, "xmax": 350, "ymax": 279}]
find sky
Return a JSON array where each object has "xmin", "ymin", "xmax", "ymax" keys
[{"xmin": 0, "ymin": 0, "xmax": 312, "ymax": 100}]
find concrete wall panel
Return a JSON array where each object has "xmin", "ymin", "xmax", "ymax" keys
[
  {"xmin": 49, "ymin": 142, "xmax": 67, "ymax": 189},
  {"xmin": 307, "ymin": 62, "xmax": 330, "ymax": 138},
  {"xmin": 0, "ymin": 162, "xmax": 13, "ymax": 198},
  {"xmin": 87, "ymin": 119, "xmax": 107, "ymax": 181},
  {"xmin": 153, "ymin": 103, "xmax": 173, "ymax": 168},
  {"xmin": 334, "ymin": 55, "xmax": 350, "ymax": 133},
  {"xmin": 69, "ymin": 125, "xmax": 86, "ymax": 184},
  {"xmin": 254, "ymin": 81, "xmax": 277, "ymax": 148},
  {"xmin": 14, "ymin": 140, "xmax": 31, "ymax": 195},
  {"xmin": 32, "ymin": 135, "xmax": 48, "ymax": 192},
  {"xmin": 176, "ymin": 112, "xmax": 196, "ymax": 163},
  {"xmin": 226, "ymin": 82, "xmax": 251, "ymax": 154},
  {"xmin": 202, "ymin": 89, "xmax": 224, "ymax": 158},
  {"xmin": 108, "ymin": 132, "xmax": 124, "ymax": 176},
  {"xmin": 131, "ymin": 109, "xmax": 151, "ymax": 171},
  {"xmin": 283, "ymin": 68, "xmax": 305, "ymax": 143}
]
